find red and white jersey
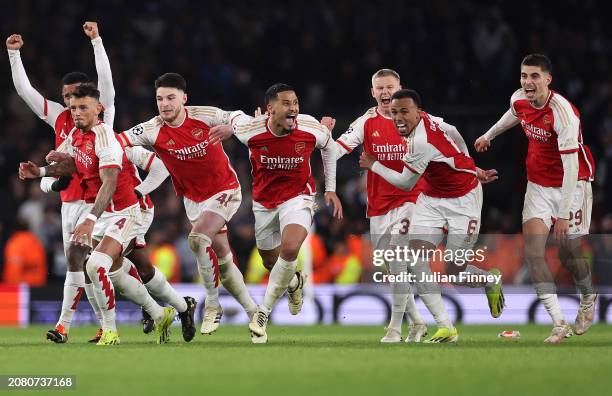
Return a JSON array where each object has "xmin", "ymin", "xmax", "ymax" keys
[
  {"xmin": 124, "ymin": 146, "xmax": 156, "ymax": 210},
  {"xmin": 68, "ymin": 122, "xmax": 138, "ymax": 212},
  {"xmin": 231, "ymin": 113, "xmax": 332, "ymax": 209},
  {"xmin": 403, "ymin": 112, "xmax": 478, "ymax": 198},
  {"xmin": 510, "ymin": 89, "xmax": 595, "ymax": 187},
  {"xmin": 48, "ymin": 109, "xmax": 83, "ymax": 202},
  {"xmin": 337, "ymin": 107, "xmax": 425, "ymax": 217},
  {"xmin": 118, "ymin": 106, "xmax": 240, "ymax": 203}
]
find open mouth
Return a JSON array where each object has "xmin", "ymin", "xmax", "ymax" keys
[
  {"xmin": 395, "ymin": 122, "xmax": 407, "ymax": 134},
  {"xmin": 286, "ymin": 114, "xmax": 297, "ymax": 127},
  {"xmin": 381, "ymin": 96, "xmax": 391, "ymax": 105},
  {"xmin": 524, "ymin": 88, "xmax": 536, "ymax": 95}
]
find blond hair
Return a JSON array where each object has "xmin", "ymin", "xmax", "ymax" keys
[{"xmin": 371, "ymin": 69, "xmax": 400, "ymax": 87}]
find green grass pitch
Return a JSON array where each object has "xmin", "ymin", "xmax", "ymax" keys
[{"xmin": 1, "ymin": 324, "xmax": 611, "ymax": 396}]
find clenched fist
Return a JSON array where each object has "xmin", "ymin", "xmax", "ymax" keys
[
  {"xmin": 6, "ymin": 34, "xmax": 24, "ymax": 50},
  {"xmin": 83, "ymin": 22, "xmax": 99, "ymax": 39}
]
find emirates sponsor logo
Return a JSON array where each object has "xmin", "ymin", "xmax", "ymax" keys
[
  {"xmin": 191, "ymin": 128, "xmax": 204, "ymax": 140},
  {"xmin": 73, "ymin": 146, "xmax": 94, "ymax": 168},
  {"xmin": 260, "ymin": 154, "xmax": 304, "ymax": 170},
  {"xmin": 370, "ymin": 143, "xmax": 405, "ymax": 160},
  {"xmin": 295, "ymin": 142, "xmax": 305, "ymax": 154},
  {"xmin": 521, "ymin": 120, "xmax": 552, "ymax": 142},
  {"xmin": 168, "ymin": 140, "xmax": 209, "ymax": 160}
]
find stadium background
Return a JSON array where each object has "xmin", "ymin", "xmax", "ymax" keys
[{"xmin": 1, "ymin": 0, "xmax": 611, "ymax": 301}]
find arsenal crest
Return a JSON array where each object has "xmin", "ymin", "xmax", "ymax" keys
[
  {"xmin": 543, "ymin": 114, "xmax": 551, "ymax": 125},
  {"xmin": 295, "ymin": 142, "xmax": 305, "ymax": 154},
  {"xmin": 85, "ymin": 141, "xmax": 94, "ymax": 154},
  {"xmin": 191, "ymin": 128, "xmax": 204, "ymax": 140}
]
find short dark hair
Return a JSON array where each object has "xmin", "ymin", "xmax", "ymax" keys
[
  {"xmin": 70, "ymin": 84, "xmax": 100, "ymax": 101},
  {"xmin": 521, "ymin": 54, "xmax": 552, "ymax": 74},
  {"xmin": 61, "ymin": 72, "xmax": 91, "ymax": 86},
  {"xmin": 155, "ymin": 72, "xmax": 187, "ymax": 92},
  {"xmin": 391, "ymin": 89, "xmax": 422, "ymax": 107},
  {"xmin": 264, "ymin": 83, "xmax": 295, "ymax": 106}
]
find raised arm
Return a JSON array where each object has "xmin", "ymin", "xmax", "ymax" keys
[
  {"xmin": 6, "ymin": 34, "xmax": 64, "ymax": 126},
  {"xmin": 84, "ymin": 22, "xmax": 116, "ymax": 126}
]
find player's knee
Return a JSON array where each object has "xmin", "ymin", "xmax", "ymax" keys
[
  {"xmin": 86, "ymin": 250, "xmax": 114, "ymax": 281},
  {"xmin": 279, "ymin": 239, "xmax": 302, "ymax": 261},
  {"xmin": 188, "ymin": 232, "xmax": 212, "ymax": 254}
]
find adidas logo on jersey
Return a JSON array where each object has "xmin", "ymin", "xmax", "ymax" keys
[
  {"xmin": 167, "ymin": 139, "xmax": 176, "ymax": 146},
  {"xmin": 372, "ymin": 131, "xmax": 380, "ymax": 137}
]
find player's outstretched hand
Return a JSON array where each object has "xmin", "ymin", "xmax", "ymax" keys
[
  {"xmin": 6, "ymin": 34, "xmax": 24, "ymax": 50},
  {"xmin": 254, "ymin": 107, "xmax": 262, "ymax": 117},
  {"xmin": 83, "ymin": 22, "xmax": 99, "ymax": 39},
  {"xmin": 359, "ymin": 152, "xmax": 376, "ymax": 169},
  {"xmin": 71, "ymin": 219, "xmax": 94, "ymax": 247},
  {"xmin": 325, "ymin": 191, "xmax": 343, "ymax": 220},
  {"xmin": 474, "ymin": 136, "xmax": 491, "ymax": 152},
  {"xmin": 209, "ymin": 125, "xmax": 233, "ymax": 145},
  {"xmin": 46, "ymin": 150, "xmax": 71, "ymax": 164},
  {"xmin": 320, "ymin": 116, "xmax": 336, "ymax": 132},
  {"xmin": 18, "ymin": 161, "xmax": 40, "ymax": 180},
  {"xmin": 476, "ymin": 167, "xmax": 498, "ymax": 184}
]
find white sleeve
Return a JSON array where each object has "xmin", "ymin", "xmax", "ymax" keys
[
  {"xmin": 230, "ymin": 111, "xmax": 255, "ymax": 144},
  {"xmin": 482, "ymin": 109, "xmax": 520, "ymax": 141},
  {"xmin": 92, "ymin": 37, "xmax": 115, "ymax": 127},
  {"xmin": 135, "ymin": 156, "xmax": 170, "ymax": 196},
  {"xmin": 40, "ymin": 177, "xmax": 56, "ymax": 193},
  {"xmin": 371, "ymin": 161, "xmax": 420, "ymax": 191},
  {"xmin": 319, "ymin": 126, "xmax": 337, "ymax": 192},
  {"xmin": 187, "ymin": 106, "xmax": 231, "ymax": 127},
  {"xmin": 8, "ymin": 49, "xmax": 64, "ymax": 127},
  {"xmin": 95, "ymin": 125, "xmax": 123, "ymax": 169},
  {"xmin": 335, "ymin": 115, "xmax": 366, "ymax": 159},
  {"xmin": 118, "ymin": 118, "xmax": 160, "ymax": 147},
  {"xmin": 552, "ymin": 99, "xmax": 581, "ymax": 154},
  {"xmin": 439, "ymin": 122, "xmax": 469, "ymax": 155},
  {"xmin": 557, "ymin": 152, "xmax": 579, "ymax": 219}
]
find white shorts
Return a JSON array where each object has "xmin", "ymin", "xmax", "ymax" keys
[
  {"xmin": 369, "ymin": 201, "xmax": 415, "ymax": 249},
  {"xmin": 133, "ymin": 207, "xmax": 154, "ymax": 248},
  {"xmin": 61, "ymin": 200, "xmax": 91, "ymax": 254},
  {"xmin": 183, "ymin": 188, "xmax": 242, "ymax": 231},
  {"xmin": 409, "ymin": 183, "xmax": 482, "ymax": 249},
  {"xmin": 522, "ymin": 180, "xmax": 592, "ymax": 238},
  {"xmin": 253, "ymin": 195, "xmax": 314, "ymax": 250},
  {"xmin": 92, "ymin": 204, "xmax": 142, "ymax": 251}
]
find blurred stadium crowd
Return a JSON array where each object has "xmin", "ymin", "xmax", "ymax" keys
[{"xmin": 1, "ymin": 0, "xmax": 611, "ymax": 286}]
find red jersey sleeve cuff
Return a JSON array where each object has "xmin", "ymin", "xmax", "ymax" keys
[
  {"xmin": 117, "ymin": 133, "xmax": 132, "ymax": 147},
  {"xmin": 336, "ymin": 139, "xmax": 352, "ymax": 153},
  {"xmin": 99, "ymin": 164, "xmax": 121, "ymax": 170},
  {"xmin": 559, "ymin": 148, "xmax": 579, "ymax": 154},
  {"xmin": 145, "ymin": 153, "xmax": 155, "ymax": 171},
  {"xmin": 404, "ymin": 163, "xmax": 419, "ymax": 174}
]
